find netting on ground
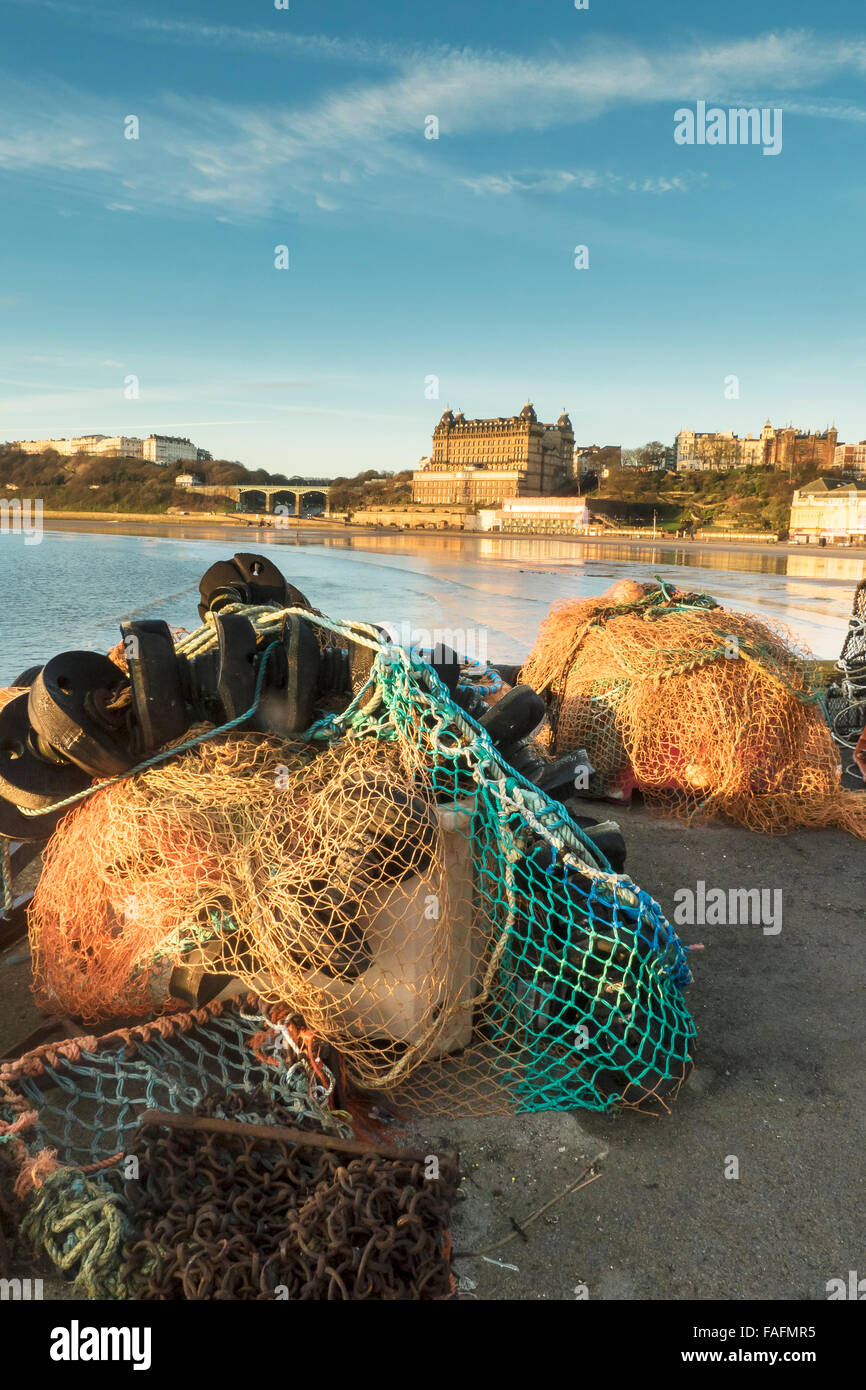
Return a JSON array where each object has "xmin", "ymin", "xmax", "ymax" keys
[
  {"xmin": 521, "ymin": 579, "xmax": 866, "ymax": 838},
  {"xmin": 26, "ymin": 603, "xmax": 696, "ymax": 1117},
  {"xmin": 0, "ymin": 997, "xmax": 456, "ymax": 1299}
]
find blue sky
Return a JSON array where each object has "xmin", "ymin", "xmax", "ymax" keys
[{"xmin": 1, "ymin": 0, "xmax": 865, "ymax": 476}]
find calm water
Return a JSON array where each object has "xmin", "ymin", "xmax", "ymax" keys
[{"xmin": 1, "ymin": 524, "xmax": 863, "ymax": 685}]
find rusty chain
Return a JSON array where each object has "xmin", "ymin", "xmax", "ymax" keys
[{"xmin": 117, "ymin": 1088, "xmax": 459, "ymax": 1300}]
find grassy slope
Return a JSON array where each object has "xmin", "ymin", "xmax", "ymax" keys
[{"xmin": 592, "ymin": 463, "xmax": 823, "ymax": 534}]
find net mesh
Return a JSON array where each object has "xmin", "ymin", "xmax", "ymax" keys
[
  {"xmin": 521, "ymin": 579, "xmax": 866, "ymax": 838},
  {"xmin": 0, "ymin": 998, "xmax": 349, "ymax": 1178},
  {"xmin": 0, "ymin": 997, "xmax": 447, "ymax": 1298},
  {"xmin": 25, "ymin": 603, "xmax": 696, "ymax": 1118}
]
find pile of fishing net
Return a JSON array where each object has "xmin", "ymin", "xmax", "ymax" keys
[
  {"xmin": 521, "ymin": 578, "xmax": 866, "ymax": 838},
  {"xmin": 25, "ymin": 602, "xmax": 696, "ymax": 1118},
  {"xmin": 0, "ymin": 998, "xmax": 457, "ymax": 1300}
]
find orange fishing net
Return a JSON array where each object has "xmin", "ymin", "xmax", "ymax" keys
[
  {"xmin": 0, "ymin": 687, "xmax": 25, "ymax": 712},
  {"xmin": 23, "ymin": 603, "xmax": 698, "ymax": 1119},
  {"xmin": 522, "ymin": 580, "xmax": 866, "ymax": 838},
  {"xmin": 28, "ymin": 732, "xmax": 466, "ymax": 1091}
]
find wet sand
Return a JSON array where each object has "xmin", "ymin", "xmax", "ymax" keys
[{"xmin": 42, "ymin": 511, "xmax": 866, "ymax": 565}]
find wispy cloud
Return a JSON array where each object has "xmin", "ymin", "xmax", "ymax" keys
[
  {"xmin": 132, "ymin": 15, "xmax": 418, "ymax": 67},
  {"xmin": 0, "ymin": 124, "xmax": 110, "ymax": 172},
  {"xmin": 460, "ymin": 169, "xmax": 707, "ymax": 196},
  {"xmin": 2, "ymin": 0, "xmax": 432, "ymax": 66},
  {"xmin": 781, "ymin": 98, "xmax": 866, "ymax": 123},
  {"xmin": 0, "ymin": 29, "xmax": 864, "ymax": 221}
]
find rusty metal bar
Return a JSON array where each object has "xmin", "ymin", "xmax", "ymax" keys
[{"xmin": 138, "ymin": 1107, "xmax": 453, "ymax": 1166}]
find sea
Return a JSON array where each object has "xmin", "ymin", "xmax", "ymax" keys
[{"xmin": 1, "ymin": 523, "xmax": 863, "ymax": 685}]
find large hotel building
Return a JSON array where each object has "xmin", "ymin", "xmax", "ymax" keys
[{"xmin": 412, "ymin": 403, "xmax": 575, "ymax": 506}]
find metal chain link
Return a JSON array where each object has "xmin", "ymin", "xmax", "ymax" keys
[{"xmin": 118, "ymin": 1089, "xmax": 458, "ymax": 1300}]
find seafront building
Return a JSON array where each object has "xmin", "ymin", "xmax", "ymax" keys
[
  {"xmin": 412, "ymin": 403, "xmax": 575, "ymax": 506},
  {"xmin": 345, "ymin": 496, "xmax": 596, "ymax": 534},
  {"xmin": 788, "ymin": 478, "xmax": 866, "ymax": 543},
  {"xmin": 491, "ymin": 496, "xmax": 591, "ymax": 533}
]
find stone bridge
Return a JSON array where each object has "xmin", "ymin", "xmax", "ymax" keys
[{"xmin": 177, "ymin": 482, "xmax": 331, "ymax": 515}]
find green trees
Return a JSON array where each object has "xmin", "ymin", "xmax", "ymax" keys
[
  {"xmin": 0, "ymin": 446, "xmax": 342, "ymax": 515},
  {"xmin": 594, "ymin": 459, "xmax": 805, "ymax": 534},
  {"xmin": 621, "ymin": 441, "xmax": 669, "ymax": 471},
  {"xmin": 328, "ymin": 470, "xmax": 412, "ymax": 511}
]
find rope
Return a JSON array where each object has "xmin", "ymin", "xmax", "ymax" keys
[
  {"xmin": 19, "ymin": 1169, "xmax": 130, "ymax": 1300},
  {"xmin": 0, "ymin": 836, "xmax": 12, "ymax": 918}
]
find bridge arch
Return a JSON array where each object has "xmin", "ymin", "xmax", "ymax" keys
[{"xmin": 235, "ymin": 484, "xmax": 331, "ymax": 516}]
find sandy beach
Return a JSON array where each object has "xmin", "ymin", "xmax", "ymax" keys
[{"xmin": 41, "ymin": 510, "xmax": 866, "ymax": 565}]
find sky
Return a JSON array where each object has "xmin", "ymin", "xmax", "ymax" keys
[{"xmin": 0, "ymin": 0, "xmax": 865, "ymax": 478}]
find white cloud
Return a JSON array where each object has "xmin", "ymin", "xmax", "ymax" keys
[
  {"xmin": 460, "ymin": 169, "xmax": 706, "ymax": 196},
  {"xmin": 3, "ymin": 0, "xmax": 426, "ymax": 66},
  {"xmin": 0, "ymin": 29, "xmax": 864, "ymax": 220},
  {"xmin": 133, "ymin": 15, "xmax": 415, "ymax": 67},
  {"xmin": 0, "ymin": 125, "xmax": 110, "ymax": 172},
  {"xmin": 781, "ymin": 99, "xmax": 866, "ymax": 123}
]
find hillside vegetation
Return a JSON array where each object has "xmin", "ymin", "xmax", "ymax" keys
[
  {"xmin": 595, "ymin": 462, "xmax": 822, "ymax": 535},
  {"xmin": 328, "ymin": 469, "xmax": 413, "ymax": 511},
  {"xmin": 0, "ymin": 446, "xmax": 318, "ymax": 514}
]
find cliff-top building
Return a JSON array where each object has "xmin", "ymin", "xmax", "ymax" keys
[
  {"xmin": 834, "ymin": 441, "xmax": 866, "ymax": 475},
  {"xmin": 13, "ymin": 433, "xmax": 212, "ymax": 464},
  {"xmin": 675, "ymin": 422, "xmax": 838, "ymax": 473},
  {"xmin": 141, "ymin": 434, "xmax": 205, "ymax": 465},
  {"xmin": 13, "ymin": 434, "xmax": 144, "ymax": 458},
  {"xmin": 412, "ymin": 403, "xmax": 574, "ymax": 506},
  {"xmin": 574, "ymin": 444, "xmax": 623, "ymax": 477}
]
